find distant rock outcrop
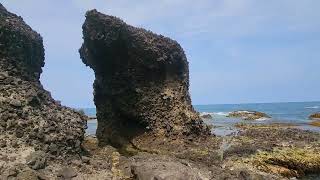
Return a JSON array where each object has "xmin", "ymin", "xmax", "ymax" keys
[
  {"xmin": 309, "ymin": 113, "xmax": 320, "ymax": 120},
  {"xmin": 80, "ymin": 10, "xmax": 209, "ymax": 147},
  {"xmin": 0, "ymin": 3, "xmax": 87, "ymax": 155},
  {"xmin": 227, "ymin": 110, "xmax": 270, "ymax": 120},
  {"xmin": 200, "ymin": 113, "xmax": 213, "ymax": 120}
]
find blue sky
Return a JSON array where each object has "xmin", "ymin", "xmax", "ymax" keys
[{"xmin": 1, "ymin": 0, "xmax": 320, "ymax": 107}]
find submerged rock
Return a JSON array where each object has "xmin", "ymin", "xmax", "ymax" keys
[
  {"xmin": 309, "ymin": 112, "xmax": 320, "ymax": 119},
  {"xmin": 227, "ymin": 110, "xmax": 270, "ymax": 120},
  {"xmin": 79, "ymin": 10, "xmax": 210, "ymax": 147},
  {"xmin": 0, "ymin": 3, "xmax": 87, "ymax": 155},
  {"xmin": 200, "ymin": 113, "xmax": 213, "ymax": 120}
]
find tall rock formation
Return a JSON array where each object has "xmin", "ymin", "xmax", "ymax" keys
[
  {"xmin": 0, "ymin": 3, "xmax": 87, "ymax": 155},
  {"xmin": 80, "ymin": 10, "xmax": 209, "ymax": 148}
]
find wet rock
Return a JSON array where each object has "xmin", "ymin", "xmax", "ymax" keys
[
  {"xmin": 26, "ymin": 151, "xmax": 47, "ymax": 170},
  {"xmin": 200, "ymin": 113, "xmax": 213, "ymax": 119},
  {"xmin": 57, "ymin": 167, "xmax": 77, "ymax": 179},
  {"xmin": 309, "ymin": 112, "xmax": 320, "ymax": 119},
  {"xmin": 227, "ymin": 110, "xmax": 270, "ymax": 120},
  {"xmin": 79, "ymin": 10, "xmax": 209, "ymax": 147}
]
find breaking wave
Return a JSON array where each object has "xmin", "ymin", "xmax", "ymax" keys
[{"xmin": 305, "ymin": 106, "xmax": 319, "ymax": 109}]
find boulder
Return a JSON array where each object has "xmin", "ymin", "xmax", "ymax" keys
[
  {"xmin": 0, "ymin": 3, "xmax": 87, "ymax": 155},
  {"xmin": 79, "ymin": 10, "xmax": 209, "ymax": 147},
  {"xmin": 227, "ymin": 110, "xmax": 270, "ymax": 120}
]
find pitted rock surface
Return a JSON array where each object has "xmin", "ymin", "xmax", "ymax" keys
[
  {"xmin": 0, "ymin": 3, "xmax": 87, "ymax": 156},
  {"xmin": 80, "ymin": 10, "xmax": 210, "ymax": 147}
]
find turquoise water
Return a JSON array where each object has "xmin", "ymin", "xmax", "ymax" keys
[{"xmin": 81, "ymin": 101, "xmax": 320, "ymax": 136}]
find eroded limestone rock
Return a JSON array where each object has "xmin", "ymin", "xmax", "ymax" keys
[
  {"xmin": 0, "ymin": 3, "xmax": 87, "ymax": 156},
  {"xmin": 80, "ymin": 10, "xmax": 209, "ymax": 147}
]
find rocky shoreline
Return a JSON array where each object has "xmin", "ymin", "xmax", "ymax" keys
[
  {"xmin": 0, "ymin": 4, "xmax": 319, "ymax": 179},
  {"xmin": 227, "ymin": 110, "xmax": 271, "ymax": 120}
]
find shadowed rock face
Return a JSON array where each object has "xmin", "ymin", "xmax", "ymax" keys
[
  {"xmin": 0, "ymin": 3, "xmax": 87, "ymax": 155},
  {"xmin": 80, "ymin": 10, "xmax": 209, "ymax": 147}
]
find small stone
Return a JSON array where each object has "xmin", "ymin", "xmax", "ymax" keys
[
  {"xmin": 0, "ymin": 72, "xmax": 8, "ymax": 80},
  {"xmin": 72, "ymin": 159, "xmax": 82, "ymax": 167},
  {"xmin": 48, "ymin": 143, "xmax": 58, "ymax": 154},
  {"xmin": 0, "ymin": 139, "xmax": 7, "ymax": 148},
  {"xmin": 26, "ymin": 151, "xmax": 47, "ymax": 170},
  {"xmin": 81, "ymin": 156, "xmax": 90, "ymax": 164},
  {"xmin": 57, "ymin": 167, "xmax": 77, "ymax": 179},
  {"xmin": 10, "ymin": 99, "xmax": 22, "ymax": 107},
  {"xmin": 16, "ymin": 129, "xmax": 24, "ymax": 138},
  {"xmin": 11, "ymin": 139, "xmax": 19, "ymax": 148}
]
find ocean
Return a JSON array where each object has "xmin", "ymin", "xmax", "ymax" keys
[{"xmin": 82, "ymin": 101, "xmax": 320, "ymax": 136}]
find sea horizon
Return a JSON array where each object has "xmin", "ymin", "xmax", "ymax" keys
[{"xmin": 77, "ymin": 100, "xmax": 320, "ymax": 109}]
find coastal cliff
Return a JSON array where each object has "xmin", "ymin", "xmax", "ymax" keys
[
  {"xmin": 0, "ymin": 3, "xmax": 87, "ymax": 156},
  {"xmin": 80, "ymin": 10, "xmax": 209, "ymax": 148}
]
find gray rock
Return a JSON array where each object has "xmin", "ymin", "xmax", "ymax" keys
[
  {"xmin": 200, "ymin": 113, "xmax": 213, "ymax": 119},
  {"xmin": 26, "ymin": 151, "xmax": 47, "ymax": 170},
  {"xmin": 0, "ymin": 71, "xmax": 8, "ymax": 80},
  {"xmin": 57, "ymin": 167, "xmax": 77, "ymax": 179},
  {"xmin": 81, "ymin": 156, "xmax": 90, "ymax": 164},
  {"xmin": 0, "ymin": 139, "xmax": 7, "ymax": 148},
  {"xmin": 130, "ymin": 155, "xmax": 211, "ymax": 180},
  {"xmin": 9, "ymin": 99, "xmax": 22, "ymax": 107}
]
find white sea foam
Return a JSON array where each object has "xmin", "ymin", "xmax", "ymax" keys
[
  {"xmin": 214, "ymin": 112, "xmax": 229, "ymax": 116},
  {"xmin": 200, "ymin": 112, "xmax": 229, "ymax": 116},
  {"xmin": 200, "ymin": 112, "xmax": 214, "ymax": 116},
  {"xmin": 305, "ymin": 106, "xmax": 319, "ymax": 109},
  {"xmin": 255, "ymin": 117, "xmax": 271, "ymax": 121}
]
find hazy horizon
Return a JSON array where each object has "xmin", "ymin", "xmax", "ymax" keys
[
  {"xmin": 1, "ymin": 0, "xmax": 320, "ymax": 107},
  {"xmin": 77, "ymin": 100, "xmax": 320, "ymax": 109}
]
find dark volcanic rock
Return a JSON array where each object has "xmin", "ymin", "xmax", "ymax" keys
[
  {"xmin": 0, "ymin": 3, "xmax": 87, "ymax": 155},
  {"xmin": 80, "ymin": 10, "xmax": 209, "ymax": 147}
]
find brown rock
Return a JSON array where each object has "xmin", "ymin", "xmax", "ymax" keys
[{"xmin": 309, "ymin": 112, "xmax": 320, "ymax": 119}]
